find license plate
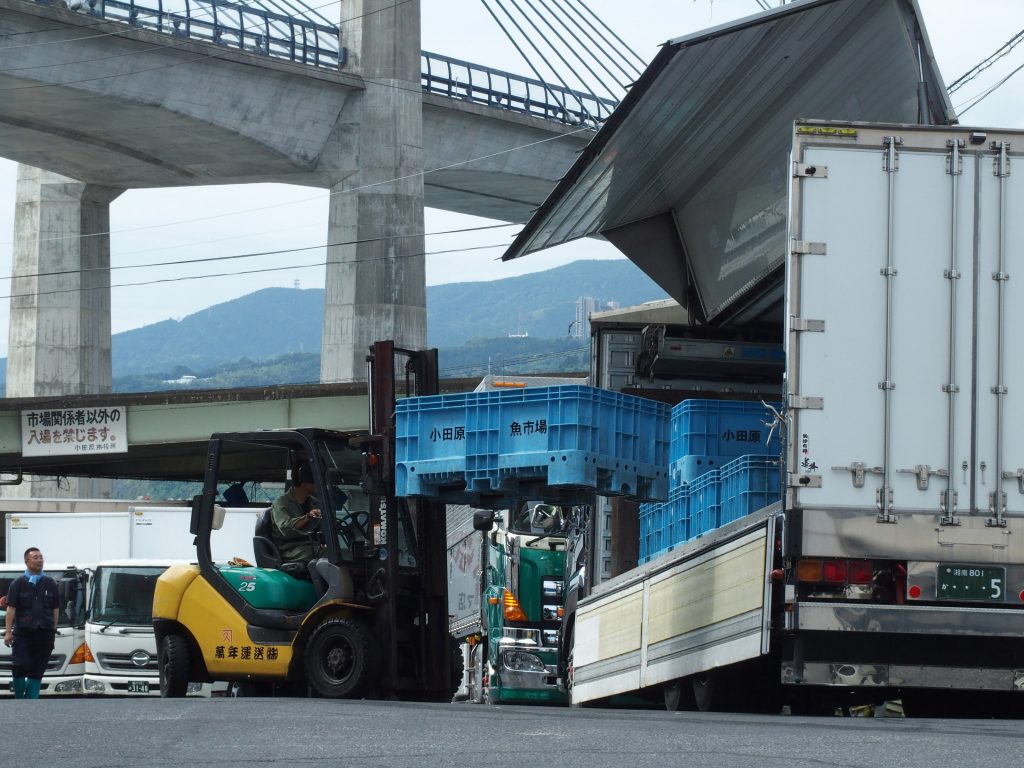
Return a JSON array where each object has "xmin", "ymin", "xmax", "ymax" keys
[
  {"xmin": 937, "ymin": 564, "xmax": 1005, "ymax": 601},
  {"xmin": 127, "ymin": 681, "xmax": 150, "ymax": 694}
]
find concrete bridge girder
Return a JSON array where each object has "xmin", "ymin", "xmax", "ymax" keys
[
  {"xmin": 0, "ymin": 0, "xmax": 590, "ymax": 203},
  {"xmin": 0, "ymin": 0, "xmax": 596, "ymax": 401}
]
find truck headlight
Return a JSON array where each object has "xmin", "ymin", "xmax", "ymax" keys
[
  {"xmin": 54, "ymin": 679, "xmax": 82, "ymax": 693},
  {"xmin": 84, "ymin": 679, "xmax": 106, "ymax": 693},
  {"xmin": 503, "ymin": 651, "xmax": 546, "ymax": 672},
  {"xmin": 186, "ymin": 682, "xmax": 204, "ymax": 695}
]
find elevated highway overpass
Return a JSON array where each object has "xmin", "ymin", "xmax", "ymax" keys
[{"xmin": 0, "ymin": 0, "xmax": 605, "ymax": 435}]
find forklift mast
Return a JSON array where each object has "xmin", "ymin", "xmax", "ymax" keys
[{"xmin": 362, "ymin": 341, "xmax": 450, "ymax": 698}]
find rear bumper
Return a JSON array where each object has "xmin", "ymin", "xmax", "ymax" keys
[
  {"xmin": 782, "ymin": 661, "xmax": 1024, "ymax": 692},
  {"xmin": 785, "ymin": 601, "xmax": 1024, "ymax": 691},
  {"xmin": 794, "ymin": 601, "xmax": 1024, "ymax": 637}
]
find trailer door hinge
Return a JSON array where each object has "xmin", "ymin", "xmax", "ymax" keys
[
  {"xmin": 939, "ymin": 489, "xmax": 960, "ymax": 526},
  {"xmin": 832, "ymin": 461, "xmax": 882, "ymax": 489},
  {"xmin": 897, "ymin": 464, "xmax": 947, "ymax": 491},
  {"xmin": 790, "ymin": 317, "xmax": 825, "ymax": 333},
  {"xmin": 883, "ymin": 136, "xmax": 902, "ymax": 172},
  {"xmin": 876, "ymin": 486, "xmax": 897, "ymax": 523},
  {"xmin": 992, "ymin": 141, "xmax": 1011, "ymax": 177},
  {"xmin": 788, "ymin": 394, "xmax": 824, "ymax": 410},
  {"xmin": 793, "ymin": 162, "xmax": 829, "ymax": 178},
  {"xmin": 1003, "ymin": 468, "xmax": 1024, "ymax": 494},
  {"xmin": 791, "ymin": 240, "xmax": 827, "ymax": 256}
]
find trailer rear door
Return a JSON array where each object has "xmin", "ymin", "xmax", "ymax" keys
[{"xmin": 787, "ymin": 122, "xmax": 1024, "ymax": 521}]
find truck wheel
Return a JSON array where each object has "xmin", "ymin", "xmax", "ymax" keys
[
  {"xmin": 159, "ymin": 634, "xmax": 190, "ymax": 698},
  {"xmin": 305, "ymin": 618, "xmax": 378, "ymax": 698},
  {"xmin": 664, "ymin": 678, "xmax": 696, "ymax": 711},
  {"xmin": 692, "ymin": 669, "xmax": 732, "ymax": 712},
  {"xmin": 448, "ymin": 635, "xmax": 465, "ymax": 702}
]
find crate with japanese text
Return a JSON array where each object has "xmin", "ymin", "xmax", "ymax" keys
[
  {"xmin": 395, "ymin": 385, "xmax": 670, "ymax": 506},
  {"xmin": 670, "ymin": 400, "xmax": 779, "ymax": 464}
]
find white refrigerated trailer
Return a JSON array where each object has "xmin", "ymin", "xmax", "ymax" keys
[{"xmin": 566, "ymin": 122, "xmax": 1024, "ymax": 716}]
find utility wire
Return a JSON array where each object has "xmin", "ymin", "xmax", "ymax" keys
[
  {"xmin": 3, "ymin": 223, "xmax": 520, "ymax": 282},
  {"xmin": 2, "ymin": 126, "xmax": 588, "ymax": 246},
  {"xmin": 947, "ymin": 28, "xmax": 1024, "ymax": 94},
  {"xmin": 955, "ymin": 58, "xmax": 1024, "ymax": 116},
  {"xmin": 0, "ymin": 243, "xmax": 510, "ymax": 301}
]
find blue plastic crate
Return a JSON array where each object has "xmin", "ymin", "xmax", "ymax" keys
[
  {"xmin": 396, "ymin": 385, "xmax": 670, "ymax": 505},
  {"xmin": 670, "ymin": 400, "xmax": 780, "ymax": 464},
  {"xmin": 666, "ymin": 484, "xmax": 690, "ymax": 546},
  {"xmin": 688, "ymin": 470, "xmax": 721, "ymax": 538},
  {"xmin": 639, "ymin": 501, "xmax": 670, "ymax": 564},
  {"xmin": 670, "ymin": 454, "xmax": 731, "ymax": 486},
  {"xmin": 720, "ymin": 455, "xmax": 782, "ymax": 525}
]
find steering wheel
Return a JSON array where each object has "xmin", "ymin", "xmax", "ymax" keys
[
  {"xmin": 337, "ymin": 510, "xmax": 370, "ymax": 548},
  {"xmin": 531, "ymin": 503, "xmax": 559, "ymax": 530}
]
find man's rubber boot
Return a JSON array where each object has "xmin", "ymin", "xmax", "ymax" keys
[
  {"xmin": 11, "ymin": 677, "xmax": 27, "ymax": 699},
  {"xmin": 25, "ymin": 678, "xmax": 41, "ymax": 699}
]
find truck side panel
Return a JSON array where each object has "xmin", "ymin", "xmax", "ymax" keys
[{"xmin": 572, "ymin": 513, "xmax": 775, "ymax": 704}]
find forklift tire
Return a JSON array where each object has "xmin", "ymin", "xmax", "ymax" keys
[
  {"xmin": 159, "ymin": 634, "xmax": 190, "ymax": 698},
  {"xmin": 305, "ymin": 618, "xmax": 377, "ymax": 698}
]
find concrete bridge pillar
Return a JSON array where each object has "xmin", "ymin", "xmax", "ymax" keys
[
  {"xmin": 5, "ymin": 164, "xmax": 122, "ymax": 498},
  {"xmin": 321, "ymin": 0, "xmax": 426, "ymax": 383}
]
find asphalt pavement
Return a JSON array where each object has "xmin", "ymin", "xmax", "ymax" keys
[{"xmin": 6, "ymin": 697, "xmax": 1023, "ymax": 768}]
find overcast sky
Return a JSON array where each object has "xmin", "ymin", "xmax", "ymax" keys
[{"xmin": 0, "ymin": 0, "xmax": 1023, "ymax": 356}]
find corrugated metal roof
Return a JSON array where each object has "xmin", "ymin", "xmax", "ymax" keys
[{"xmin": 503, "ymin": 0, "xmax": 953, "ymax": 326}]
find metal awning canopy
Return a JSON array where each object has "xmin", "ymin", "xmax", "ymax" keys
[{"xmin": 503, "ymin": 0, "xmax": 954, "ymax": 326}]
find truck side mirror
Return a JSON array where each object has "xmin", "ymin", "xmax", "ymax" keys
[{"xmin": 473, "ymin": 510, "xmax": 495, "ymax": 532}]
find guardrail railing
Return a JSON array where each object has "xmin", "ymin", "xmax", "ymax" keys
[
  {"xmin": 43, "ymin": 1, "xmax": 618, "ymax": 126},
  {"xmin": 422, "ymin": 51, "xmax": 618, "ymax": 128},
  {"xmin": 68, "ymin": 0, "xmax": 343, "ymax": 68}
]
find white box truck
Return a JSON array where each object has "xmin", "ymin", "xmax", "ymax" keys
[
  {"xmin": 562, "ymin": 122, "xmax": 1024, "ymax": 717},
  {"xmin": 82, "ymin": 505, "xmax": 258, "ymax": 696}
]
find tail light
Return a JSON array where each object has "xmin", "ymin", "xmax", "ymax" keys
[
  {"xmin": 503, "ymin": 590, "xmax": 527, "ymax": 622},
  {"xmin": 797, "ymin": 558, "xmax": 876, "ymax": 585}
]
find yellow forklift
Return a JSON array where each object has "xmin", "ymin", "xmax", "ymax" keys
[{"xmin": 152, "ymin": 341, "xmax": 458, "ymax": 699}]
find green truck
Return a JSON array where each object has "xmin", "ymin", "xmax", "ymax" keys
[{"xmin": 449, "ymin": 501, "xmax": 570, "ymax": 704}]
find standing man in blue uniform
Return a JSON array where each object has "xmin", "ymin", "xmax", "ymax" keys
[{"xmin": 3, "ymin": 547, "xmax": 59, "ymax": 699}]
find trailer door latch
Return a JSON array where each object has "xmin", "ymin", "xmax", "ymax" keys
[
  {"xmin": 1003, "ymin": 468, "xmax": 1024, "ymax": 494},
  {"xmin": 832, "ymin": 461, "xmax": 882, "ymax": 489},
  {"xmin": 897, "ymin": 464, "xmax": 947, "ymax": 491}
]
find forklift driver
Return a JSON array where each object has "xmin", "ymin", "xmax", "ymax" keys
[{"xmin": 270, "ymin": 463, "xmax": 326, "ymax": 587}]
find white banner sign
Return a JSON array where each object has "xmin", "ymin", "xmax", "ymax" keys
[{"xmin": 21, "ymin": 407, "xmax": 127, "ymax": 457}]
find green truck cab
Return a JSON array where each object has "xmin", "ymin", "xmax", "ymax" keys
[{"xmin": 473, "ymin": 502, "xmax": 569, "ymax": 705}]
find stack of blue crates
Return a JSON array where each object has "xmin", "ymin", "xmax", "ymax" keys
[
  {"xmin": 395, "ymin": 385, "xmax": 670, "ymax": 507},
  {"xmin": 639, "ymin": 399, "xmax": 783, "ymax": 563}
]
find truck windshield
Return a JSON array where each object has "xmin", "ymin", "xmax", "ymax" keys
[
  {"xmin": 89, "ymin": 566, "xmax": 166, "ymax": 627},
  {"xmin": 509, "ymin": 502, "xmax": 572, "ymax": 536},
  {"xmin": 0, "ymin": 573, "xmax": 75, "ymax": 628}
]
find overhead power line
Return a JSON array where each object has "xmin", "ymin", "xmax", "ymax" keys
[
  {"xmin": 2, "ymin": 223, "xmax": 520, "ymax": 282},
  {"xmin": 0, "ymin": 243, "xmax": 511, "ymax": 302}
]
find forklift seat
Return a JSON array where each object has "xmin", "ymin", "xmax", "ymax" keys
[{"xmin": 252, "ymin": 507, "xmax": 308, "ymax": 580}]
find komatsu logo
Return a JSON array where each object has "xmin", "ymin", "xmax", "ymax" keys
[{"xmin": 376, "ymin": 498, "xmax": 388, "ymax": 546}]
